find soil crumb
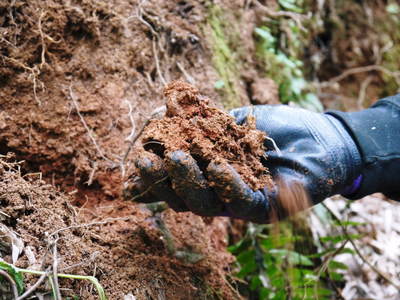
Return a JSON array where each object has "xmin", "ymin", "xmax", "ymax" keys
[{"xmin": 141, "ymin": 81, "xmax": 272, "ymax": 191}]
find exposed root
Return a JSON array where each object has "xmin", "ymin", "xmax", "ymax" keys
[
  {"xmin": 17, "ymin": 268, "xmax": 50, "ymax": 300},
  {"xmin": 177, "ymin": 62, "xmax": 195, "ymax": 84},
  {"xmin": 38, "ymin": 11, "xmax": 47, "ymax": 70},
  {"xmin": 2, "ymin": 56, "xmax": 44, "ymax": 106},
  {"xmin": 128, "ymin": 176, "xmax": 168, "ymax": 202},
  {"xmin": 319, "ymin": 65, "xmax": 400, "ymax": 88},
  {"xmin": 357, "ymin": 75, "xmax": 373, "ymax": 109},
  {"xmin": 49, "ymin": 236, "xmax": 62, "ymax": 300},
  {"xmin": 253, "ymin": 0, "xmax": 307, "ymax": 32},
  {"xmin": 152, "ymin": 37, "xmax": 167, "ymax": 86},
  {"xmin": 67, "ymin": 85, "xmax": 114, "ymax": 164},
  {"xmin": 136, "ymin": 0, "xmax": 168, "ymax": 87},
  {"xmin": 120, "ymin": 105, "xmax": 166, "ymax": 177},
  {"xmin": 48, "ymin": 217, "xmax": 131, "ymax": 238}
]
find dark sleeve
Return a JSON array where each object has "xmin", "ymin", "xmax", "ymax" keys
[{"xmin": 326, "ymin": 94, "xmax": 400, "ymax": 200}]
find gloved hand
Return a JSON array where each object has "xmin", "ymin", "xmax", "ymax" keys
[{"xmin": 134, "ymin": 105, "xmax": 362, "ymax": 223}]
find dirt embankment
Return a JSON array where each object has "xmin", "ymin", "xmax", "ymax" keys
[
  {"xmin": 0, "ymin": 156, "xmax": 234, "ymax": 299},
  {"xmin": 0, "ymin": 0, "xmax": 269, "ymax": 298}
]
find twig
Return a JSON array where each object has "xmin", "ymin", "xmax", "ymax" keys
[
  {"xmin": 119, "ymin": 101, "xmax": 137, "ymax": 177},
  {"xmin": 17, "ymin": 268, "xmax": 50, "ymax": 300},
  {"xmin": 253, "ymin": 0, "xmax": 307, "ymax": 32},
  {"xmin": 50, "ymin": 237, "xmax": 62, "ymax": 300},
  {"xmin": 68, "ymin": 85, "xmax": 114, "ymax": 164},
  {"xmin": 59, "ymin": 251, "xmax": 100, "ymax": 272},
  {"xmin": 316, "ymin": 239, "xmax": 348, "ymax": 277},
  {"xmin": 320, "ymin": 65, "xmax": 400, "ymax": 87},
  {"xmin": 49, "ymin": 217, "xmax": 131, "ymax": 238},
  {"xmin": 2, "ymin": 56, "xmax": 42, "ymax": 105},
  {"xmin": 136, "ymin": 0, "xmax": 158, "ymax": 38},
  {"xmin": 120, "ymin": 106, "xmax": 166, "ymax": 175},
  {"xmin": 357, "ymin": 76, "xmax": 373, "ymax": 109},
  {"xmin": 128, "ymin": 176, "xmax": 168, "ymax": 201},
  {"xmin": 86, "ymin": 161, "xmax": 97, "ymax": 186},
  {"xmin": 152, "ymin": 38, "xmax": 166, "ymax": 86},
  {"xmin": 176, "ymin": 62, "xmax": 195, "ymax": 84},
  {"xmin": 124, "ymin": 100, "xmax": 137, "ymax": 143},
  {"xmin": 322, "ymin": 203, "xmax": 400, "ymax": 291},
  {"xmin": 13, "ymin": 267, "xmax": 107, "ymax": 300},
  {"xmin": 0, "ymin": 269, "xmax": 19, "ymax": 299},
  {"xmin": 136, "ymin": 0, "xmax": 166, "ymax": 86},
  {"xmin": 38, "ymin": 11, "xmax": 47, "ymax": 69}
]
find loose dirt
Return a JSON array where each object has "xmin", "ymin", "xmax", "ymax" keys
[
  {"xmin": 0, "ymin": 0, "xmax": 267, "ymax": 298},
  {"xmin": 0, "ymin": 156, "xmax": 235, "ymax": 299},
  {"xmin": 140, "ymin": 80, "xmax": 272, "ymax": 191}
]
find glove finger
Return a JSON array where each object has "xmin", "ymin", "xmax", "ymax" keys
[
  {"xmin": 207, "ymin": 160, "xmax": 271, "ymax": 223},
  {"xmin": 135, "ymin": 151, "xmax": 188, "ymax": 212},
  {"xmin": 165, "ymin": 150, "xmax": 224, "ymax": 216}
]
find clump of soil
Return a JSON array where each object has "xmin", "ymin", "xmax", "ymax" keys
[{"xmin": 141, "ymin": 81, "xmax": 271, "ymax": 191}]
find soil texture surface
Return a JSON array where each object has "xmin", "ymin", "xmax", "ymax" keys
[
  {"xmin": 141, "ymin": 81, "xmax": 271, "ymax": 191},
  {"xmin": 0, "ymin": 0, "xmax": 267, "ymax": 298}
]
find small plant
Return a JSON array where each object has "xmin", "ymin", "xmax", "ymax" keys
[
  {"xmin": 228, "ymin": 214, "xmax": 362, "ymax": 300},
  {"xmin": 0, "ymin": 261, "xmax": 107, "ymax": 299},
  {"xmin": 254, "ymin": 0, "xmax": 323, "ymax": 112}
]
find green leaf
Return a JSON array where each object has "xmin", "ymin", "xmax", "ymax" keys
[
  {"xmin": 0, "ymin": 261, "xmax": 24, "ymax": 294},
  {"xmin": 259, "ymin": 286, "xmax": 270, "ymax": 299},
  {"xmin": 328, "ymin": 271, "xmax": 344, "ymax": 281},
  {"xmin": 255, "ymin": 27, "xmax": 276, "ymax": 49},
  {"xmin": 328, "ymin": 260, "xmax": 348, "ymax": 270},
  {"xmin": 269, "ymin": 249, "xmax": 314, "ymax": 266},
  {"xmin": 320, "ymin": 233, "xmax": 361, "ymax": 244},
  {"xmin": 250, "ymin": 275, "xmax": 262, "ymax": 290},
  {"xmin": 214, "ymin": 80, "xmax": 225, "ymax": 89},
  {"xmin": 298, "ymin": 93, "xmax": 323, "ymax": 112},
  {"xmin": 278, "ymin": 0, "xmax": 303, "ymax": 13},
  {"xmin": 333, "ymin": 220, "xmax": 366, "ymax": 227},
  {"xmin": 338, "ymin": 247, "xmax": 356, "ymax": 255},
  {"xmin": 236, "ymin": 249, "xmax": 257, "ymax": 277}
]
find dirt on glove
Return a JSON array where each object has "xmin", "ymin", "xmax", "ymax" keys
[{"xmin": 140, "ymin": 80, "xmax": 273, "ymax": 191}]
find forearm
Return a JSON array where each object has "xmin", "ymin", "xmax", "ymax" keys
[{"xmin": 327, "ymin": 95, "xmax": 400, "ymax": 200}]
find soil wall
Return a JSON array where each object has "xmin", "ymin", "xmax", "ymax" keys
[{"xmin": 0, "ymin": 0, "xmax": 267, "ymax": 298}]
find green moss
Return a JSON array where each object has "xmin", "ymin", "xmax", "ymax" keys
[
  {"xmin": 206, "ymin": 5, "xmax": 242, "ymax": 110},
  {"xmin": 380, "ymin": 13, "xmax": 400, "ymax": 96}
]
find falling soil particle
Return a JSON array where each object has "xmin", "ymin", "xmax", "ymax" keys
[{"xmin": 141, "ymin": 80, "xmax": 272, "ymax": 191}]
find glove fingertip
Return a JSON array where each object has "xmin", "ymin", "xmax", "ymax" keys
[
  {"xmin": 207, "ymin": 160, "xmax": 270, "ymax": 223},
  {"xmin": 135, "ymin": 151, "xmax": 189, "ymax": 211},
  {"xmin": 165, "ymin": 151, "xmax": 224, "ymax": 216}
]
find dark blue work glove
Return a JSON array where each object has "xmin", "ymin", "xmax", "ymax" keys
[
  {"xmin": 133, "ymin": 104, "xmax": 363, "ymax": 223},
  {"xmin": 328, "ymin": 94, "xmax": 400, "ymax": 200}
]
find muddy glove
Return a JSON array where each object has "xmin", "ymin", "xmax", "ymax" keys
[{"xmin": 134, "ymin": 102, "xmax": 365, "ymax": 223}]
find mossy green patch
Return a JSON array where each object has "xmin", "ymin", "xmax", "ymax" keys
[{"xmin": 206, "ymin": 4, "xmax": 243, "ymax": 110}]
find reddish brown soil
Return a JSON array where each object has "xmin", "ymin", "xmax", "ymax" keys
[
  {"xmin": 0, "ymin": 157, "xmax": 235, "ymax": 299},
  {"xmin": 140, "ymin": 81, "xmax": 271, "ymax": 191},
  {"xmin": 0, "ymin": 0, "xmax": 270, "ymax": 298}
]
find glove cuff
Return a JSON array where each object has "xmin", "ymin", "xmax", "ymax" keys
[{"xmin": 327, "ymin": 95, "xmax": 400, "ymax": 200}]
